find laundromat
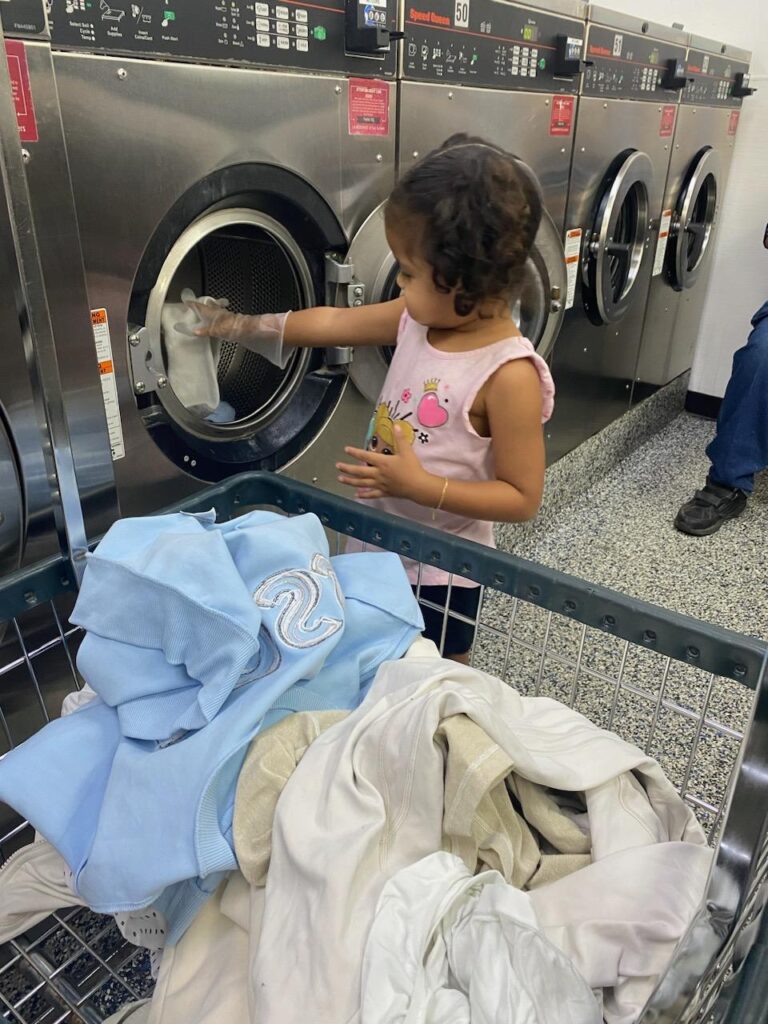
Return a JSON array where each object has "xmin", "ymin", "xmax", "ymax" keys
[{"xmin": 0, "ymin": 0, "xmax": 766, "ymax": 1019}]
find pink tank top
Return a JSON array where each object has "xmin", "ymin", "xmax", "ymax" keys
[{"xmin": 347, "ymin": 311, "xmax": 555, "ymax": 586}]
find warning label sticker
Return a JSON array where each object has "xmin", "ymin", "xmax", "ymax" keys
[
  {"xmin": 348, "ymin": 79, "xmax": 390, "ymax": 136},
  {"xmin": 564, "ymin": 228, "xmax": 582, "ymax": 309},
  {"xmin": 91, "ymin": 308, "xmax": 125, "ymax": 461},
  {"xmin": 550, "ymin": 95, "xmax": 575, "ymax": 137},
  {"xmin": 728, "ymin": 110, "xmax": 740, "ymax": 136},
  {"xmin": 5, "ymin": 40, "xmax": 38, "ymax": 143},
  {"xmin": 659, "ymin": 105, "xmax": 676, "ymax": 138},
  {"xmin": 652, "ymin": 210, "xmax": 672, "ymax": 277}
]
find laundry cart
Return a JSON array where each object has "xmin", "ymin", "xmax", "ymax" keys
[{"xmin": 0, "ymin": 473, "xmax": 766, "ymax": 1024}]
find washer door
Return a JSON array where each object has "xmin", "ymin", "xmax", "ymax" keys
[
  {"xmin": 346, "ymin": 202, "xmax": 567, "ymax": 405},
  {"xmin": 668, "ymin": 146, "xmax": 720, "ymax": 292},
  {"xmin": 583, "ymin": 150, "xmax": 654, "ymax": 326},
  {"xmin": 129, "ymin": 174, "xmax": 348, "ymax": 482},
  {"xmin": 0, "ymin": 407, "xmax": 23, "ymax": 581}
]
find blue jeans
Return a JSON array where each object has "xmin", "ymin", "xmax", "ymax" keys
[{"xmin": 706, "ymin": 300, "xmax": 768, "ymax": 494}]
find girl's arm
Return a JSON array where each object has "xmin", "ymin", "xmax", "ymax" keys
[
  {"xmin": 182, "ymin": 296, "xmax": 405, "ymax": 350},
  {"xmin": 283, "ymin": 297, "xmax": 405, "ymax": 349},
  {"xmin": 337, "ymin": 359, "xmax": 546, "ymax": 523}
]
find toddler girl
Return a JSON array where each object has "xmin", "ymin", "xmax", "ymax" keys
[{"xmin": 179, "ymin": 134, "xmax": 554, "ymax": 662}]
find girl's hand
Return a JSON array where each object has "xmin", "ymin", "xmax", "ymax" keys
[{"xmin": 337, "ymin": 425, "xmax": 439, "ymax": 504}]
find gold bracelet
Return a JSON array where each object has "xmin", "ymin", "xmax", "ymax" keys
[{"xmin": 432, "ymin": 477, "xmax": 448, "ymax": 521}]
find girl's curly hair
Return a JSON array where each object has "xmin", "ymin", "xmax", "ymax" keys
[{"xmin": 386, "ymin": 134, "xmax": 543, "ymax": 317}]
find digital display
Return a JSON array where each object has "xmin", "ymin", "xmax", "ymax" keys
[{"xmin": 522, "ymin": 24, "xmax": 538, "ymax": 42}]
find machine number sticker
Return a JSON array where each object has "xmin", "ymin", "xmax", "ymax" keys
[
  {"xmin": 728, "ymin": 111, "xmax": 740, "ymax": 136},
  {"xmin": 91, "ymin": 308, "xmax": 125, "ymax": 461},
  {"xmin": 549, "ymin": 95, "xmax": 575, "ymax": 137},
  {"xmin": 348, "ymin": 79, "xmax": 390, "ymax": 136},
  {"xmin": 4, "ymin": 40, "xmax": 38, "ymax": 143},
  {"xmin": 564, "ymin": 228, "xmax": 582, "ymax": 309},
  {"xmin": 652, "ymin": 210, "xmax": 672, "ymax": 277},
  {"xmin": 612, "ymin": 33, "xmax": 623, "ymax": 57},
  {"xmin": 659, "ymin": 105, "xmax": 676, "ymax": 138},
  {"xmin": 454, "ymin": 0, "xmax": 469, "ymax": 28}
]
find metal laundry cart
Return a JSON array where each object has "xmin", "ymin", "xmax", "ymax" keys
[{"xmin": 0, "ymin": 472, "xmax": 767, "ymax": 1024}]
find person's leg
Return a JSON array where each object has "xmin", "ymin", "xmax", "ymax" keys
[
  {"xmin": 706, "ymin": 301, "xmax": 768, "ymax": 493},
  {"xmin": 675, "ymin": 302, "xmax": 768, "ymax": 536},
  {"xmin": 415, "ymin": 584, "xmax": 481, "ymax": 661}
]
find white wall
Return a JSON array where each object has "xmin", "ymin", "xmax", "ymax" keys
[{"xmin": 601, "ymin": 0, "xmax": 768, "ymax": 397}]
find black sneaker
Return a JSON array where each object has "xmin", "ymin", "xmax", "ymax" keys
[{"xmin": 674, "ymin": 479, "xmax": 747, "ymax": 536}]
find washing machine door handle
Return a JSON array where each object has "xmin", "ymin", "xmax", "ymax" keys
[
  {"xmin": 670, "ymin": 146, "xmax": 721, "ymax": 292},
  {"xmin": 589, "ymin": 149, "xmax": 654, "ymax": 325}
]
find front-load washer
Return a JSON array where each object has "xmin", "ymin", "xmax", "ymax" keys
[
  {"xmin": 546, "ymin": 6, "xmax": 688, "ymax": 461},
  {"xmin": 47, "ymin": 0, "xmax": 400, "ymax": 516},
  {"xmin": 633, "ymin": 36, "xmax": 753, "ymax": 399},
  {"xmin": 347, "ymin": 0, "xmax": 585, "ymax": 406}
]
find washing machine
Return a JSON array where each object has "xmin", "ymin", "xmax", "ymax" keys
[
  {"xmin": 47, "ymin": 0, "xmax": 400, "ymax": 517},
  {"xmin": 0, "ymin": 0, "xmax": 117, "ymax": 573},
  {"xmin": 345, "ymin": 0, "xmax": 586, "ymax": 405},
  {"xmin": 545, "ymin": 6, "xmax": 688, "ymax": 461},
  {"xmin": 633, "ymin": 35, "xmax": 753, "ymax": 399}
]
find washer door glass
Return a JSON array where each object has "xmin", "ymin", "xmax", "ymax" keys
[
  {"xmin": 345, "ymin": 202, "xmax": 566, "ymax": 405},
  {"xmin": 584, "ymin": 150, "xmax": 653, "ymax": 325},
  {"xmin": 140, "ymin": 208, "xmax": 313, "ymax": 438},
  {"xmin": 669, "ymin": 146, "xmax": 720, "ymax": 292}
]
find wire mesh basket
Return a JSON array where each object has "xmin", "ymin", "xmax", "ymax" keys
[{"xmin": 1, "ymin": 472, "xmax": 767, "ymax": 1023}]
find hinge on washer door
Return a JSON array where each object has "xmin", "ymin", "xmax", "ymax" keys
[
  {"xmin": 323, "ymin": 253, "xmax": 365, "ymax": 369},
  {"xmin": 128, "ymin": 325, "xmax": 167, "ymax": 398}
]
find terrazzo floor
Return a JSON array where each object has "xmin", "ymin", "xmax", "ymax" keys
[{"xmin": 503, "ymin": 411, "xmax": 768, "ymax": 640}]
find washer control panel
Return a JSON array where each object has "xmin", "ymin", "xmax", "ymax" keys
[
  {"xmin": 583, "ymin": 25, "xmax": 687, "ymax": 101},
  {"xmin": 682, "ymin": 50, "xmax": 750, "ymax": 107},
  {"xmin": 402, "ymin": 0, "xmax": 584, "ymax": 92},
  {"xmin": 48, "ymin": 0, "xmax": 397, "ymax": 75}
]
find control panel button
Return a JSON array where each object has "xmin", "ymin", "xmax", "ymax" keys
[
  {"xmin": 275, "ymin": 6, "xmax": 289, "ymax": 20},
  {"xmin": 277, "ymin": 21, "xmax": 290, "ymax": 33},
  {"xmin": 295, "ymin": 9, "xmax": 308, "ymax": 21},
  {"xmin": 296, "ymin": 24, "xmax": 308, "ymax": 37},
  {"xmin": 277, "ymin": 35, "xmax": 290, "ymax": 48},
  {"xmin": 255, "ymin": 2, "xmax": 269, "ymax": 14},
  {"xmin": 297, "ymin": 38, "xmax": 309, "ymax": 51},
  {"xmin": 257, "ymin": 32, "xmax": 270, "ymax": 46},
  {"xmin": 256, "ymin": 18, "xmax": 270, "ymax": 31}
]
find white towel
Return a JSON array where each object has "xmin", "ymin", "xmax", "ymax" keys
[{"xmin": 161, "ymin": 289, "xmax": 223, "ymax": 415}]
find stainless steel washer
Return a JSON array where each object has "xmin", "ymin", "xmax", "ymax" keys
[
  {"xmin": 546, "ymin": 7, "xmax": 688, "ymax": 461},
  {"xmin": 633, "ymin": 36, "xmax": 753, "ymax": 398},
  {"xmin": 346, "ymin": 0, "xmax": 585, "ymax": 406},
  {"xmin": 47, "ymin": 0, "xmax": 399, "ymax": 516}
]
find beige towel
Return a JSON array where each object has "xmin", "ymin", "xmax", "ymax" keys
[
  {"xmin": 234, "ymin": 711, "xmax": 348, "ymax": 886},
  {"xmin": 439, "ymin": 715, "xmax": 593, "ymax": 888}
]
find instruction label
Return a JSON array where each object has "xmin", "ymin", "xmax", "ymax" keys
[
  {"xmin": 727, "ymin": 110, "xmax": 740, "ymax": 136},
  {"xmin": 550, "ymin": 95, "xmax": 575, "ymax": 137},
  {"xmin": 659, "ymin": 105, "xmax": 676, "ymax": 138},
  {"xmin": 652, "ymin": 210, "xmax": 672, "ymax": 276},
  {"xmin": 564, "ymin": 228, "xmax": 582, "ymax": 309},
  {"xmin": 348, "ymin": 79, "xmax": 390, "ymax": 136},
  {"xmin": 91, "ymin": 308, "xmax": 125, "ymax": 461},
  {"xmin": 5, "ymin": 40, "xmax": 38, "ymax": 143}
]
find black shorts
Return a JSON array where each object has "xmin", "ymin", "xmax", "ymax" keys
[{"xmin": 415, "ymin": 584, "xmax": 481, "ymax": 657}]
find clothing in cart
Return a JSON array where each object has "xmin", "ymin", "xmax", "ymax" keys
[{"xmin": 0, "ymin": 508, "xmax": 422, "ymax": 942}]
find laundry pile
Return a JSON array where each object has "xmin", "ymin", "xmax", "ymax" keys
[{"xmin": 0, "ymin": 509, "xmax": 715, "ymax": 1023}]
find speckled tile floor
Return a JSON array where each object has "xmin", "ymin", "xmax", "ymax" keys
[{"xmin": 502, "ymin": 412, "xmax": 768, "ymax": 639}]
